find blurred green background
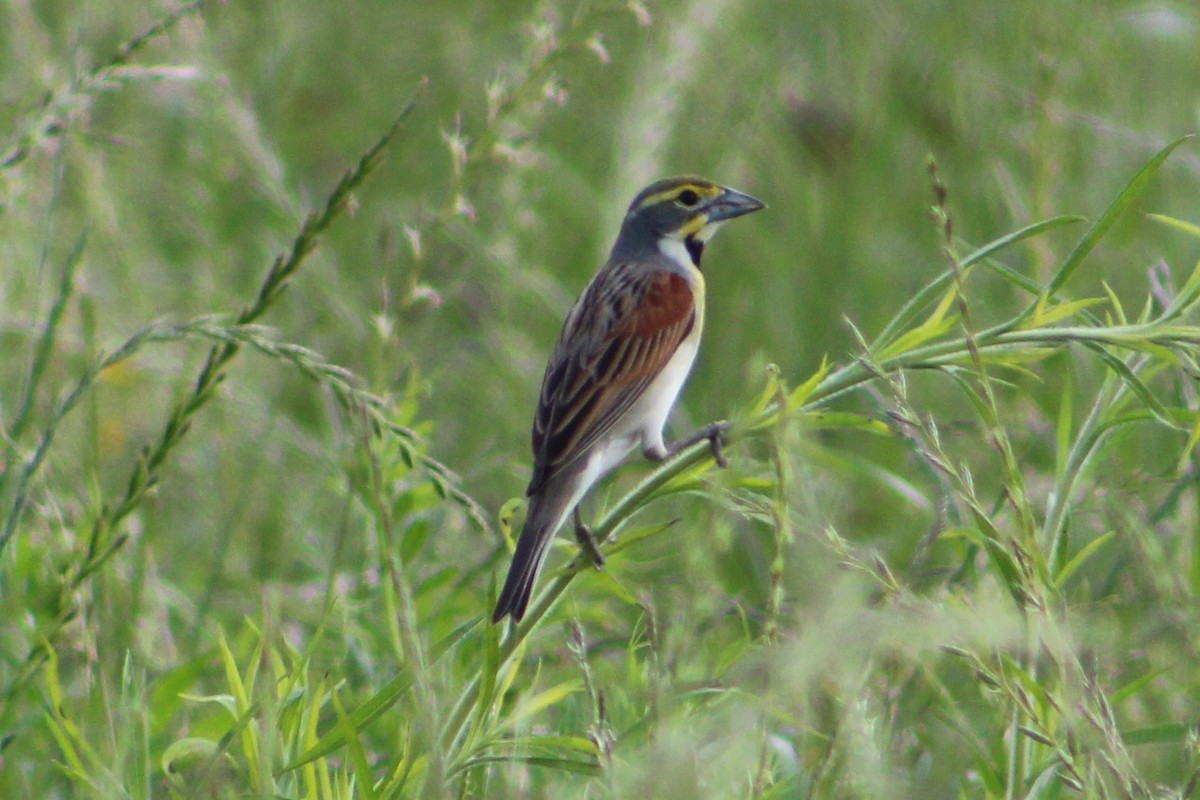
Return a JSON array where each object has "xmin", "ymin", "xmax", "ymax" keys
[{"xmin": 3, "ymin": 0, "xmax": 1200, "ymax": 796}]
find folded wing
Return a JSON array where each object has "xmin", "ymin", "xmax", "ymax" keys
[{"xmin": 528, "ymin": 265, "xmax": 696, "ymax": 495}]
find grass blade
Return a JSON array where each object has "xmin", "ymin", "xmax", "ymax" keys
[{"xmin": 1046, "ymin": 136, "xmax": 1193, "ymax": 297}]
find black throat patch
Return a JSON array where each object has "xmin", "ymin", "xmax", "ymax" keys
[{"xmin": 685, "ymin": 236, "xmax": 704, "ymax": 267}]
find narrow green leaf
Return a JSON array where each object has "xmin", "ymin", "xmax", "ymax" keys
[
  {"xmin": 1051, "ymin": 522, "xmax": 1070, "ymax": 593},
  {"xmin": 876, "ymin": 282, "xmax": 961, "ymax": 360},
  {"xmin": 501, "ymin": 680, "xmax": 584, "ymax": 730},
  {"xmin": 823, "ymin": 455, "xmax": 932, "ymax": 512},
  {"xmin": 457, "ymin": 754, "xmax": 602, "ymax": 776},
  {"xmin": 1111, "ymin": 667, "xmax": 1170, "ymax": 706},
  {"xmin": 500, "ymin": 735, "xmax": 601, "ymax": 755},
  {"xmin": 961, "ymin": 215, "xmax": 1086, "ymax": 269},
  {"xmin": 1101, "ymin": 281, "xmax": 1126, "ymax": 326},
  {"xmin": 469, "ymin": 581, "xmax": 502, "ymax": 750},
  {"xmin": 283, "ymin": 670, "xmax": 415, "ymax": 770},
  {"xmin": 591, "ymin": 567, "xmax": 640, "ymax": 605},
  {"xmin": 216, "ymin": 632, "xmax": 250, "ymax": 713},
  {"xmin": 160, "ymin": 737, "xmax": 220, "ymax": 777},
  {"xmin": 787, "ymin": 356, "xmax": 830, "ymax": 410},
  {"xmin": 873, "ymin": 215, "xmax": 1083, "ymax": 350},
  {"xmin": 1163, "ymin": 256, "xmax": 1200, "ymax": 320},
  {"xmin": 1174, "ymin": 416, "xmax": 1200, "ymax": 478},
  {"xmin": 872, "ymin": 273, "xmax": 957, "ymax": 353},
  {"xmin": 975, "ymin": 254, "xmax": 1045, "ymax": 295},
  {"xmin": 43, "ymin": 693, "xmax": 87, "ymax": 777},
  {"xmin": 1146, "ymin": 212, "xmax": 1200, "ymax": 239},
  {"xmin": 1047, "ymin": 136, "xmax": 1193, "ymax": 296},
  {"xmin": 430, "ymin": 618, "xmax": 481, "ymax": 663},
  {"xmin": 1122, "ymin": 719, "xmax": 1200, "ymax": 746},
  {"xmin": 490, "ymin": 638, "xmax": 527, "ymax": 725},
  {"xmin": 330, "ymin": 688, "xmax": 379, "ymax": 800},
  {"xmin": 178, "ymin": 692, "xmax": 240, "ymax": 718},
  {"xmin": 1055, "ymin": 369, "xmax": 1073, "ymax": 485},
  {"xmin": 965, "ymin": 510, "xmax": 1028, "ymax": 608},
  {"xmin": 1053, "ymin": 531, "xmax": 1115, "ymax": 588},
  {"xmin": 747, "ymin": 362, "xmax": 784, "ymax": 418},
  {"xmin": 1000, "ymin": 654, "xmax": 1051, "ymax": 707},
  {"xmin": 797, "ymin": 411, "xmax": 892, "ymax": 434},
  {"xmin": 601, "ymin": 519, "xmax": 677, "ymax": 556},
  {"xmin": 1018, "ymin": 296, "xmax": 1107, "ymax": 329},
  {"xmin": 399, "ymin": 518, "xmax": 432, "ymax": 562},
  {"xmin": 7, "ymin": 232, "xmax": 87, "ymax": 447},
  {"xmin": 974, "ymin": 346, "xmax": 1060, "ymax": 369},
  {"xmin": 1081, "ymin": 343, "xmax": 1177, "ymax": 429}
]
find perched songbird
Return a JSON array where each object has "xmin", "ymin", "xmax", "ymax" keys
[{"xmin": 492, "ymin": 177, "xmax": 765, "ymax": 623}]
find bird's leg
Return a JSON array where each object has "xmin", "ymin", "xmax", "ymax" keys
[
  {"xmin": 573, "ymin": 506, "xmax": 606, "ymax": 569},
  {"xmin": 647, "ymin": 420, "xmax": 731, "ymax": 468}
]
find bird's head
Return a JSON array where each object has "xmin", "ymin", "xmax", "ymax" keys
[{"xmin": 612, "ymin": 176, "xmax": 765, "ymax": 267}]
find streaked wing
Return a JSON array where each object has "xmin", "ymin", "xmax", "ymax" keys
[{"xmin": 527, "ymin": 263, "xmax": 696, "ymax": 496}]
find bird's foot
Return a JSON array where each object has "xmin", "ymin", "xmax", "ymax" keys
[
  {"xmin": 573, "ymin": 507, "xmax": 605, "ymax": 569},
  {"xmin": 668, "ymin": 420, "xmax": 731, "ymax": 468}
]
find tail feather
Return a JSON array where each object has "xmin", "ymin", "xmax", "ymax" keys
[{"xmin": 493, "ymin": 489, "xmax": 573, "ymax": 623}]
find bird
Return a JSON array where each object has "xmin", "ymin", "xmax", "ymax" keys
[{"xmin": 492, "ymin": 176, "xmax": 765, "ymax": 623}]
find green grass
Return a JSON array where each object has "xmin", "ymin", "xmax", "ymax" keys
[{"xmin": 3, "ymin": 0, "xmax": 1200, "ymax": 797}]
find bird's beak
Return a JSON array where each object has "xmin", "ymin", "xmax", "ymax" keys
[{"xmin": 703, "ymin": 187, "xmax": 766, "ymax": 222}]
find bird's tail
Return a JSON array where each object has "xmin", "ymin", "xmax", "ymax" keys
[{"xmin": 492, "ymin": 486, "xmax": 575, "ymax": 623}]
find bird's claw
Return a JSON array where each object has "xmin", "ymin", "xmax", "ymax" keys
[
  {"xmin": 573, "ymin": 508, "xmax": 605, "ymax": 569},
  {"xmin": 701, "ymin": 420, "xmax": 731, "ymax": 468}
]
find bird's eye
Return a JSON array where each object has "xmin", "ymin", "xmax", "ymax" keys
[{"xmin": 677, "ymin": 189, "xmax": 700, "ymax": 207}]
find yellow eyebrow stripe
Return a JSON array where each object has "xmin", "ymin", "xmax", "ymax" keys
[{"xmin": 634, "ymin": 183, "xmax": 720, "ymax": 210}]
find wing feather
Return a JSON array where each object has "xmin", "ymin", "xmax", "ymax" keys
[{"xmin": 527, "ymin": 264, "xmax": 695, "ymax": 495}]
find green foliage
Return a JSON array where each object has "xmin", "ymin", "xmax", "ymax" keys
[{"xmin": 3, "ymin": 1, "xmax": 1200, "ymax": 798}]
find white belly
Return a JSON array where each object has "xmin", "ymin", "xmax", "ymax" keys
[{"xmin": 628, "ymin": 333, "xmax": 699, "ymax": 448}]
